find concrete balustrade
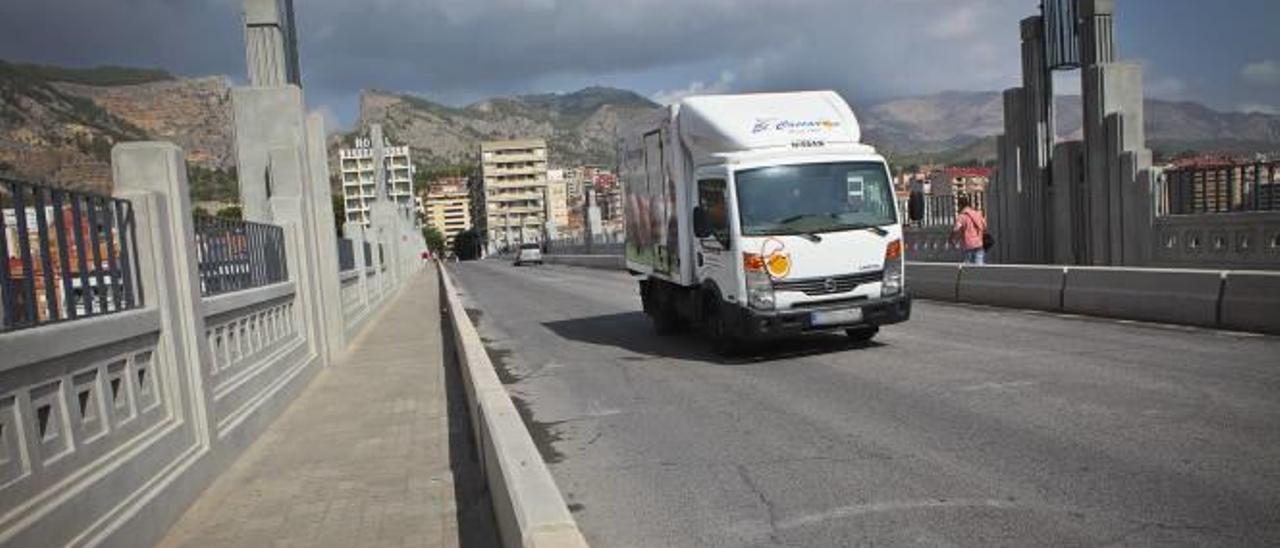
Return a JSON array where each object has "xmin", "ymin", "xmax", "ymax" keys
[{"xmin": 0, "ymin": 135, "xmax": 424, "ymax": 546}]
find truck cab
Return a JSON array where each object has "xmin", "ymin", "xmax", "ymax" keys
[{"xmin": 619, "ymin": 91, "xmax": 910, "ymax": 353}]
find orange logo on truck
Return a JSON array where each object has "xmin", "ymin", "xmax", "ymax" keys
[{"xmin": 761, "ymin": 238, "xmax": 791, "ymax": 279}]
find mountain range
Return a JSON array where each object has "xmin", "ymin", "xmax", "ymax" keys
[
  {"xmin": 0, "ymin": 61, "xmax": 234, "ymax": 195},
  {"xmin": 355, "ymin": 88, "xmax": 1280, "ymax": 170},
  {"xmin": 3, "ymin": 59, "xmax": 1279, "ymax": 198}
]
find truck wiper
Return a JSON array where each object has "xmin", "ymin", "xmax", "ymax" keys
[{"xmin": 846, "ymin": 223, "xmax": 888, "ymax": 237}]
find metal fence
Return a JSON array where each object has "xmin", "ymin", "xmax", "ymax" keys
[
  {"xmin": 1162, "ymin": 161, "xmax": 1279, "ymax": 215},
  {"xmin": 545, "ymin": 231, "xmax": 626, "ymax": 256},
  {"xmin": 337, "ymin": 238, "xmax": 355, "ymax": 271},
  {"xmin": 1, "ymin": 178, "xmax": 143, "ymax": 332},
  {"xmin": 194, "ymin": 217, "xmax": 288, "ymax": 296},
  {"xmin": 902, "ymin": 191, "xmax": 987, "ymax": 228}
]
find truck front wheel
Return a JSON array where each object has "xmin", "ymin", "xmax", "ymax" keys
[
  {"xmin": 704, "ymin": 298, "xmax": 737, "ymax": 357},
  {"xmin": 845, "ymin": 325, "xmax": 879, "ymax": 343}
]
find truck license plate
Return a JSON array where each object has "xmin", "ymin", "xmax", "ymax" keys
[{"xmin": 811, "ymin": 308, "xmax": 863, "ymax": 326}]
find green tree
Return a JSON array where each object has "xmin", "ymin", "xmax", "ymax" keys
[
  {"xmin": 216, "ymin": 205, "xmax": 243, "ymax": 221},
  {"xmin": 332, "ymin": 194, "xmax": 346, "ymax": 237},
  {"xmin": 422, "ymin": 226, "xmax": 446, "ymax": 255},
  {"xmin": 452, "ymin": 229, "xmax": 482, "ymax": 260}
]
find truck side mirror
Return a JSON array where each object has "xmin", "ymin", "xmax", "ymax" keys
[
  {"xmin": 693, "ymin": 207, "xmax": 711, "ymax": 238},
  {"xmin": 908, "ymin": 189, "xmax": 925, "ymax": 223}
]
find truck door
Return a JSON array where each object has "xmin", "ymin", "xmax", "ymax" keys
[{"xmin": 695, "ymin": 170, "xmax": 735, "ymax": 299}]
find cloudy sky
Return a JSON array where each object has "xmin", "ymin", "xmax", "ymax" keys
[{"xmin": 2, "ymin": 0, "xmax": 1278, "ymax": 128}]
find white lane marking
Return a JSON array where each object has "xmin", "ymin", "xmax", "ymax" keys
[
  {"xmin": 777, "ymin": 498, "xmax": 1023, "ymax": 530},
  {"xmin": 957, "ymin": 380, "xmax": 1038, "ymax": 392}
]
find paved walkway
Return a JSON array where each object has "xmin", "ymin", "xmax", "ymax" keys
[{"xmin": 159, "ymin": 269, "xmax": 498, "ymax": 548}]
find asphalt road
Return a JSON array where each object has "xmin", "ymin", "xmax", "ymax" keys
[{"xmin": 449, "ymin": 259, "xmax": 1280, "ymax": 547}]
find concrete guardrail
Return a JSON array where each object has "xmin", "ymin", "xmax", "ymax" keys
[
  {"xmin": 905, "ymin": 262, "xmax": 961, "ymax": 301},
  {"xmin": 438, "ymin": 263, "xmax": 590, "ymax": 548},
  {"xmin": 958, "ymin": 264, "xmax": 1067, "ymax": 312},
  {"xmin": 542, "ymin": 254, "xmax": 627, "ymax": 271},
  {"xmin": 539, "ymin": 254, "xmax": 1277, "ymax": 335},
  {"xmin": 1219, "ymin": 271, "xmax": 1280, "ymax": 335},
  {"xmin": 1062, "ymin": 267, "xmax": 1224, "ymax": 328}
]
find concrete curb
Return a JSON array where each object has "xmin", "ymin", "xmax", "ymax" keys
[
  {"xmin": 542, "ymin": 254, "xmax": 626, "ymax": 271},
  {"xmin": 437, "ymin": 262, "xmax": 590, "ymax": 548},
  {"xmin": 536, "ymin": 253, "xmax": 1279, "ymax": 336}
]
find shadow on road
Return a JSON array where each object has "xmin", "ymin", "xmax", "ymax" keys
[{"xmin": 542, "ymin": 311, "xmax": 885, "ymax": 365}]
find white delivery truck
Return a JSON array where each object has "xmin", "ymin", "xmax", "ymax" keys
[{"xmin": 618, "ymin": 91, "xmax": 910, "ymax": 352}]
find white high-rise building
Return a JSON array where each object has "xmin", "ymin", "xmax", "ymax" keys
[
  {"xmin": 339, "ymin": 136, "xmax": 415, "ymax": 227},
  {"xmin": 476, "ymin": 139, "xmax": 548, "ymax": 252}
]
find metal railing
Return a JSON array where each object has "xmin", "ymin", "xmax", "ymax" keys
[
  {"xmin": 194, "ymin": 217, "xmax": 288, "ymax": 296},
  {"xmin": 545, "ymin": 233, "xmax": 626, "ymax": 256},
  {"xmin": 904, "ymin": 191, "xmax": 987, "ymax": 228},
  {"xmin": 337, "ymin": 238, "xmax": 355, "ymax": 272},
  {"xmin": 1, "ymin": 178, "xmax": 143, "ymax": 332},
  {"xmin": 1163, "ymin": 161, "xmax": 1279, "ymax": 215}
]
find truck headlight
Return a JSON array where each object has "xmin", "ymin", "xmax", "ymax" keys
[
  {"xmin": 882, "ymin": 239, "xmax": 903, "ymax": 297},
  {"xmin": 744, "ymin": 252, "xmax": 776, "ymax": 310}
]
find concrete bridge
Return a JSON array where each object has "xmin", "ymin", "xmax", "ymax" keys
[{"xmin": 3, "ymin": 0, "xmax": 1280, "ymax": 546}]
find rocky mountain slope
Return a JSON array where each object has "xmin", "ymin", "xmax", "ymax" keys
[
  {"xmin": 859, "ymin": 91, "xmax": 1280, "ymax": 162},
  {"xmin": 351, "ymin": 86, "xmax": 660, "ymax": 168},
  {"xmin": 355, "ymin": 86, "xmax": 1280, "ymax": 171},
  {"xmin": 0, "ymin": 61, "xmax": 234, "ymax": 195}
]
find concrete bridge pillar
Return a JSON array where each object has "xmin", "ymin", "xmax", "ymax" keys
[
  {"xmin": 304, "ymin": 112, "xmax": 346, "ymax": 361},
  {"xmin": 111, "ymin": 141, "xmax": 218, "ymax": 447}
]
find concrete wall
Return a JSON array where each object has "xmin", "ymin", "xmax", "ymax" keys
[
  {"xmin": 538, "ymin": 247, "xmax": 1279, "ymax": 336},
  {"xmin": 1148, "ymin": 211, "xmax": 1280, "ymax": 270},
  {"xmin": 958, "ymin": 264, "xmax": 1066, "ymax": 311},
  {"xmin": 0, "ymin": 141, "xmax": 420, "ymax": 548},
  {"xmin": 542, "ymin": 254, "xmax": 627, "ymax": 271},
  {"xmin": 438, "ymin": 266, "xmax": 588, "ymax": 548},
  {"xmin": 905, "ymin": 262, "xmax": 961, "ymax": 301}
]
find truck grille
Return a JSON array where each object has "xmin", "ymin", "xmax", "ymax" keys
[{"xmin": 773, "ymin": 271, "xmax": 883, "ymax": 296}]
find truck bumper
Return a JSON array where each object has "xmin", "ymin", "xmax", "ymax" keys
[{"xmin": 727, "ymin": 294, "xmax": 912, "ymax": 339}]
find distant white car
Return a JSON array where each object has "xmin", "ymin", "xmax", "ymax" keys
[{"xmin": 514, "ymin": 243, "xmax": 543, "ymax": 266}]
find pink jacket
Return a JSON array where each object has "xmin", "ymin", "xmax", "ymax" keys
[{"xmin": 953, "ymin": 208, "xmax": 986, "ymax": 251}]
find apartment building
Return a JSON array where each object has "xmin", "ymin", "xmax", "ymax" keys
[
  {"xmin": 339, "ymin": 138, "xmax": 414, "ymax": 227},
  {"xmin": 476, "ymin": 139, "xmax": 548, "ymax": 251},
  {"xmin": 422, "ymin": 178, "xmax": 472, "ymax": 248},
  {"xmin": 546, "ymin": 169, "xmax": 569, "ymax": 234}
]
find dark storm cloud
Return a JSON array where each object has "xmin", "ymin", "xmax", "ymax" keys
[
  {"xmin": 2, "ymin": 0, "xmax": 1278, "ymax": 123},
  {"xmin": 0, "ymin": 0, "xmax": 242, "ymax": 77}
]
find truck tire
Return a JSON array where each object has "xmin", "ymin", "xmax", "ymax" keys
[
  {"xmin": 704, "ymin": 298, "xmax": 737, "ymax": 357},
  {"xmin": 644, "ymin": 282, "xmax": 683, "ymax": 335},
  {"xmin": 845, "ymin": 326, "xmax": 879, "ymax": 343}
]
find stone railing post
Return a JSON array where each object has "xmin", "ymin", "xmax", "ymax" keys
[
  {"xmin": 304, "ymin": 112, "xmax": 345, "ymax": 360},
  {"xmin": 111, "ymin": 142, "xmax": 216, "ymax": 447},
  {"xmin": 351, "ymin": 225, "xmax": 369, "ymax": 307},
  {"xmin": 266, "ymin": 145, "xmax": 328, "ymax": 367}
]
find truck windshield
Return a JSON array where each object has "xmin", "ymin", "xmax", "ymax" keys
[{"xmin": 735, "ymin": 161, "xmax": 897, "ymax": 237}]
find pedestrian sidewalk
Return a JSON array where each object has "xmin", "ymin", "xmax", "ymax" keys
[{"xmin": 158, "ymin": 268, "xmax": 497, "ymax": 548}]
